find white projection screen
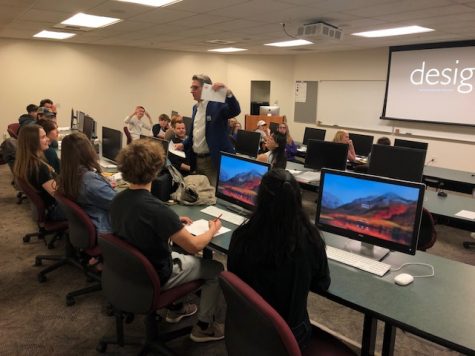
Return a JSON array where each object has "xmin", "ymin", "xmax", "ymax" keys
[{"xmin": 382, "ymin": 41, "xmax": 475, "ymax": 127}]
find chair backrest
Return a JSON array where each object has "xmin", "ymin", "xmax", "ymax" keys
[
  {"xmin": 123, "ymin": 126, "xmax": 132, "ymax": 145},
  {"xmin": 219, "ymin": 271, "xmax": 302, "ymax": 356},
  {"xmin": 55, "ymin": 192, "xmax": 97, "ymax": 250},
  {"xmin": 417, "ymin": 208, "xmax": 437, "ymax": 251},
  {"xmin": 7, "ymin": 123, "xmax": 20, "ymax": 139},
  {"xmin": 16, "ymin": 177, "xmax": 47, "ymax": 224},
  {"xmin": 98, "ymin": 233, "xmax": 161, "ymax": 314}
]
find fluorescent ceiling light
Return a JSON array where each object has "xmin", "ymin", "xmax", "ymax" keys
[
  {"xmin": 61, "ymin": 13, "xmax": 121, "ymax": 28},
  {"xmin": 352, "ymin": 25, "xmax": 434, "ymax": 38},
  {"xmin": 33, "ymin": 30, "xmax": 76, "ymax": 40},
  {"xmin": 265, "ymin": 39, "xmax": 313, "ymax": 47},
  {"xmin": 116, "ymin": 0, "xmax": 182, "ymax": 6},
  {"xmin": 208, "ymin": 47, "xmax": 247, "ymax": 53}
]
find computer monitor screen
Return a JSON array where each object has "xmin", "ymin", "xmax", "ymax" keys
[
  {"xmin": 82, "ymin": 115, "xmax": 95, "ymax": 140},
  {"xmin": 349, "ymin": 133, "xmax": 374, "ymax": 156},
  {"xmin": 302, "ymin": 127, "xmax": 326, "ymax": 145},
  {"xmin": 369, "ymin": 144, "xmax": 427, "ymax": 182},
  {"xmin": 102, "ymin": 127, "xmax": 122, "ymax": 163},
  {"xmin": 394, "ymin": 138, "xmax": 428, "ymax": 151},
  {"xmin": 235, "ymin": 130, "xmax": 261, "ymax": 158},
  {"xmin": 139, "ymin": 135, "xmax": 169, "ymax": 157},
  {"xmin": 316, "ymin": 169, "xmax": 424, "ymax": 258},
  {"xmin": 77, "ymin": 111, "xmax": 85, "ymax": 132},
  {"xmin": 259, "ymin": 105, "xmax": 280, "ymax": 116},
  {"xmin": 216, "ymin": 152, "xmax": 270, "ymax": 211},
  {"xmin": 182, "ymin": 116, "xmax": 192, "ymax": 136},
  {"xmin": 304, "ymin": 140, "xmax": 348, "ymax": 171}
]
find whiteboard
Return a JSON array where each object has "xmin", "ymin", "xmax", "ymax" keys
[{"xmin": 317, "ymin": 80, "xmax": 392, "ymax": 133}]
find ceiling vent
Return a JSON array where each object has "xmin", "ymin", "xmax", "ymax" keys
[
  {"xmin": 205, "ymin": 39, "xmax": 236, "ymax": 45},
  {"xmin": 53, "ymin": 23, "xmax": 94, "ymax": 32},
  {"xmin": 297, "ymin": 22, "xmax": 343, "ymax": 41}
]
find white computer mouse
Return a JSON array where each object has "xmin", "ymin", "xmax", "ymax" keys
[{"xmin": 394, "ymin": 273, "xmax": 414, "ymax": 286}]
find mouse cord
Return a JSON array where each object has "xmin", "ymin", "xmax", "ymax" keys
[{"xmin": 390, "ymin": 262, "xmax": 435, "ymax": 278}]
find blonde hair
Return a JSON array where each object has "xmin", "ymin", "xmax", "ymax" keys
[
  {"xmin": 333, "ymin": 130, "xmax": 348, "ymax": 143},
  {"xmin": 279, "ymin": 122, "xmax": 293, "ymax": 144}
]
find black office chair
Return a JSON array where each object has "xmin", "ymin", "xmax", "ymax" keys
[
  {"xmin": 96, "ymin": 233, "xmax": 203, "ymax": 354},
  {"xmin": 219, "ymin": 271, "xmax": 356, "ymax": 356},
  {"xmin": 417, "ymin": 208, "xmax": 437, "ymax": 251}
]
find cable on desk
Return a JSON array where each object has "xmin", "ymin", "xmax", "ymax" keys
[{"xmin": 391, "ymin": 262, "xmax": 435, "ymax": 278}]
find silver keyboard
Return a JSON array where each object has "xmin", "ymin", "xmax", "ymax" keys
[{"xmin": 326, "ymin": 246, "xmax": 391, "ymax": 277}]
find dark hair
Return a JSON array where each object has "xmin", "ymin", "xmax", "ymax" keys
[
  {"xmin": 57, "ymin": 132, "xmax": 101, "ymax": 200},
  {"xmin": 270, "ymin": 133, "xmax": 287, "ymax": 169},
  {"xmin": 231, "ymin": 169, "xmax": 325, "ymax": 266},
  {"xmin": 37, "ymin": 118, "xmax": 57, "ymax": 135},
  {"xmin": 116, "ymin": 139, "xmax": 165, "ymax": 184},
  {"xmin": 39, "ymin": 98, "xmax": 53, "ymax": 107},
  {"xmin": 192, "ymin": 74, "xmax": 212, "ymax": 86},
  {"xmin": 26, "ymin": 104, "xmax": 38, "ymax": 113},
  {"xmin": 377, "ymin": 136, "xmax": 391, "ymax": 145},
  {"xmin": 159, "ymin": 113, "xmax": 170, "ymax": 122}
]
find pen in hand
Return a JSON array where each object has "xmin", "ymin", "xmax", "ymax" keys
[{"xmin": 214, "ymin": 214, "xmax": 223, "ymax": 222}]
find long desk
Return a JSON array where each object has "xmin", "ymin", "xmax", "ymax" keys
[
  {"xmin": 423, "ymin": 166, "xmax": 475, "ymax": 194},
  {"xmin": 170, "ymin": 202, "xmax": 475, "ymax": 355}
]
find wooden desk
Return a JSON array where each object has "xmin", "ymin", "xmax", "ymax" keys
[
  {"xmin": 169, "ymin": 202, "xmax": 475, "ymax": 356},
  {"xmin": 244, "ymin": 114, "xmax": 285, "ymax": 131}
]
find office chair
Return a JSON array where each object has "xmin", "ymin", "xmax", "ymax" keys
[
  {"xmin": 7, "ymin": 123, "xmax": 20, "ymax": 138},
  {"xmin": 417, "ymin": 208, "xmax": 437, "ymax": 251},
  {"xmin": 96, "ymin": 233, "xmax": 203, "ymax": 354},
  {"xmin": 123, "ymin": 126, "xmax": 132, "ymax": 145},
  {"xmin": 1, "ymin": 137, "xmax": 27, "ymax": 203},
  {"xmin": 55, "ymin": 192, "xmax": 102, "ymax": 306},
  {"xmin": 219, "ymin": 271, "xmax": 356, "ymax": 356}
]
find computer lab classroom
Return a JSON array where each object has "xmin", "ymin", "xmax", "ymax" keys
[{"xmin": 1, "ymin": 0, "xmax": 475, "ymax": 355}]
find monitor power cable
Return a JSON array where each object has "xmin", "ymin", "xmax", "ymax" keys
[{"xmin": 391, "ymin": 262, "xmax": 435, "ymax": 278}]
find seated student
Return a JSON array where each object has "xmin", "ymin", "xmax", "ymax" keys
[
  {"xmin": 152, "ymin": 113, "xmax": 171, "ymax": 139},
  {"xmin": 278, "ymin": 122, "xmax": 297, "ymax": 161},
  {"xmin": 255, "ymin": 120, "xmax": 270, "ymax": 152},
  {"xmin": 39, "ymin": 98, "xmax": 56, "ymax": 113},
  {"xmin": 164, "ymin": 113, "xmax": 183, "ymax": 141},
  {"xmin": 376, "ymin": 136, "xmax": 391, "ymax": 146},
  {"xmin": 36, "ymin": 107, "xmax": 56, "ymax": 122},
  {"xmin": 168, "ymin": 120, "xmax": 191, "ymax": 175},
  {"xmin": 37, "ymin": 119, "xmax": 60, "ymax": 173},
  {"xmin": 124, "ymin": 106, "xmax": 153, "ymax": 140},
  {"xmin": 333, "ymin": 130, "xmax": 356, "ymax": 162},
  {"xmin": 257, "ymin": 133, "xmax": 287, "ymax": 169},
  {"xmin": 228, "ymin": 120, "xmax": 241, "ymax": 146},
  {"xmin": 18, "ymin": 104, "xmax": 38, "ymax": 128},
  {"xmin": 13, "ymin": 124, "xmax": 64, "ymax": 221},
  {"xmin": 56, "ymin": 132, "xmax": 116, "ymax": 235},
  {"xmin": 227, "ymin": 168, "xmax": 330, "ymax": 350},
  {"xmin": 110, "ymin": 139, "xmax": 225, "ymax": 342}
]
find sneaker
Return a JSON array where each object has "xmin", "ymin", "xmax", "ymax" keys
[
  {"xmin": 165, "ymin": 303, "xmax": 198, "ymax": 323},
  {"xmin": 190, "ymin": 322, "xmax": 224, "ymax": 342}
]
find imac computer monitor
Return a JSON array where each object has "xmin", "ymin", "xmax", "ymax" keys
[
  {"xmin": 368, "ymin": 144, "xmax": 427, "ymax": 183},
  {"xmin": 304, "ymin": 140, "xmax": 348, "ymax": 171},
  {"xmin": 139, "ymin": 135, "xmax": 169, "ymax": 157},
  {"xmin": 216, "ymin": 152, "xmax": 270, "ymax": 212},
  {"xmin": 394, "ymin": 138, "xmax": 428, "ymax": 151},
  {"xmin": 182, "ymin": 116, "xmax": 192, "ymax": 136},
  {"xmin": 349, "ymin": 133, "xmax": 374, "ymax": 157},
  {"xmin": 302, "ymin": 127, "xmax": 326, "ymax": 146},
  {"xmin": 82, "ymin": 115, "xmax": 95, "ymax": 141},
  {"xmin": 235, "ymin": 130, "xmax": 261, "ymax": 158},
  {"xmin": 316, "ymin": 169, "xmax": 425, "ymax": 260},
  {"xmin": 77, "ymin": 111, "xmax": 85, "ymax": 132},
  {"xmin": 102, "ymin": 127, "xmax": 122, "ymax": 163},
  {"xmin": 259, "ymin": 105, "xmax": 280, "ymax": 116}
]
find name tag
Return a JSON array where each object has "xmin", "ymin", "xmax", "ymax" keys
[{"xmin": 206, "ymin": 115, "xmax": 212, "ymax": 122}]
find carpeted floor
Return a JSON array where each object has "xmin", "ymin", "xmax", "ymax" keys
[{"xmin": 0, "ymin": 163, "xmax": 473, "ymax": 355}]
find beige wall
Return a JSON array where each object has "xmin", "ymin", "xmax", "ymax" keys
[{"xmin": 1, "ymin": 38, "xmax": 474, "ymax": 171}]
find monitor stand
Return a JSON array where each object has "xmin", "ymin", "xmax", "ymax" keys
[{"xmin": 343, "ymin": 241, "xmax": 390, "ymax": 261}]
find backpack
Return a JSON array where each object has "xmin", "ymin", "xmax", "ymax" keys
[{"xmin": 168, "ymin": 165, "xmax": 216, "ymax": 205}]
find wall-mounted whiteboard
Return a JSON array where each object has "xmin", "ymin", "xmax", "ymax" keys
[{"xmin": 317, "ymin": 80, "xmax": 392, "ymax": 133}]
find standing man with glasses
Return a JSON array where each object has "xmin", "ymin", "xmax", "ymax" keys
[{"xmin": 178, "ymin": 74, "xmax": 240, "ymax": 187}]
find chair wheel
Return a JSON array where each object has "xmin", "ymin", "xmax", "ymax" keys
[
  {"xmin": 66, "ymin": 297, "xmax": 76, "ymax": 306},
  {"xmin": 38, "ymin": 274, "xmax": 47, "ymax": 283},
  {"xmin": 96, "ymin": 341, "xmax": 107, "ymax": 353},
  {"xmin": 23, "ymin": 236, "xmax": 31, "ymax": 243},
  {"xmin": 34, "ymin": 258, "xmax": 42, "ymax": 266},
  {"xmin": 125, "ymin": 313, "xmax": 135, "ymax": 324}
]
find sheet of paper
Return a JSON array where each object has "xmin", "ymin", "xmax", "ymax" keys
[
  {"xmin": 295, "ymin": 81, "xmax": 307, "ymax": 103},
  {"xmin": 168, "ymin": 141, "xmax": 186, "ymax": 158},
  {"xmin": 201, "ymin": 83, "xmax": 226, "ymax": 103},
  {"xmin": 296, "ymin": 171, "xmax": 321, "ymax": 183},
  {"xmin": 455, "ymin": 210, "xmax": 475, "ymax": 220},
  {"xmin": 185, "ymin": 219, "xmax": 230, "ymax": 236}
]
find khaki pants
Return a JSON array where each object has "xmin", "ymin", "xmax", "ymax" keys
[{"xmin": 196, "ymin": 155, "xmax": 217, "ymax": 187}]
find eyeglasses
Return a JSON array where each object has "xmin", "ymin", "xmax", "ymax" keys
[{"xmin": 190, "ymin": 85, "xmax": 200, "ymax": 91}]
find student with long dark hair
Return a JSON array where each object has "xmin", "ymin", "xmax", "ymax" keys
[
  {"xmin": 37, "ymin": 119, "xmax": 60, "ymax": 173},
  {"xmin": 257, "ymin": 133, "xmax": 287, "ymax": 169},
  {"xmin": 227, "ymin": 168, "xmax": 330, "ymax": 349},
  {"xmin": 56, "ymin": 132, "xmax": 116, "ymax": 234}
]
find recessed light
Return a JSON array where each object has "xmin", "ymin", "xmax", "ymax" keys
[
  {"xmin": 265, "ymin": 39, "xmax": 313, "ymax": 47},
  {"xmin": 352, "ymin": 25, "xmax": 434, "ymax": 38},
  {"xmin": 116, "ymin": 0, "xmax": 182, "ymax": 7},
  {"xmin": 33, "ymin": 30, "xmax": 76, "ymax": 40},
  {"xmin": 61, "ymin": 13, "xmax": 121, "ymax": 28},
  {"xmin": 208, "ymin": 47, "xmax": 247, "ymax": 53}
]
